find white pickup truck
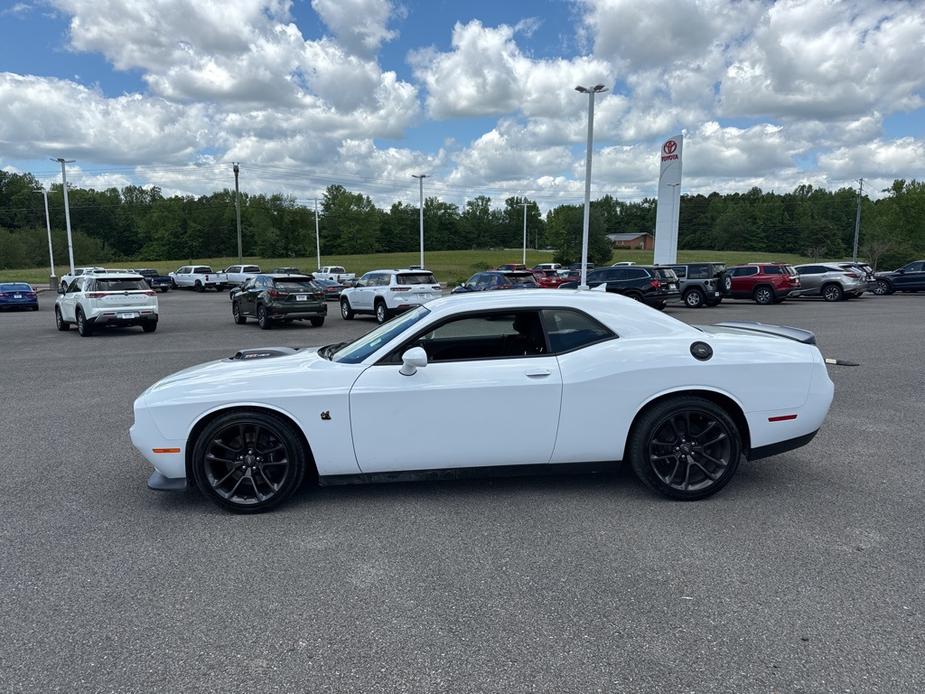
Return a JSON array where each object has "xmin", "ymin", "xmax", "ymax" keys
[
  {"xmin": 169, "ymin": 265, "xmax": 224, "ymax": 291},
  {"xmin": 314, "ymin": 266, "xmax": 355, "ymax": 285},
  {"xmin": 219, "ymin": 264, "xmax": 262, "ymax": 287}
]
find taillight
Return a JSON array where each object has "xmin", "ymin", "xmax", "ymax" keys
[
  {"xmin": 144, "ymin": 290, "xmax": 156, "ymax": 296},
  {"xmin": 268, "ymin": 289, "xmax": 281, "ymax": 298},
  {"xmin": 649, "ymin": 278, "xmax": 661, "ymax": 289},
  {"xmin": 86, "ymin": 292, "xmax": 105, "ymax": 298}
]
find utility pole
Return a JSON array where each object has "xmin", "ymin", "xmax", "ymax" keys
[
  {"xmin": 522, "ymin": 201, "xmax": 529, "ymax": 266},
  {"xmin": 35, "ymin": 187, "xmax": 56, "ymax": 288},
  {"xmin": 575, "ymin": 84, "xmax": 607, "ymax": 289},
  {"xmin": 852, "ymin": 178, "xmax": 863, "ymax": 262},
  {"xmin": 314, "ymin": 198, "xmax": 321, "ymax": 271},
  {"xmin": 51, "ymin": 158, "xmax": 76, "ymax": 274},
  {"xmin": 412, "ymin": 174, "xmax": 427, "ymax": 268},
  {"xmin": 233, "ymin": 163, "xmax": 243, "ymax": 263}
]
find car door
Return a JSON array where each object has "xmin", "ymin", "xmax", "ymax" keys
[
  {"xmin": 349, "ymin": 309, "xmax": 563, "ymax": 472},
  {"xmin": 350, "ymin": 273, "xmax": 372, "ymax": 310},
  {"xmin": 729, "ymin": 266, "xmax": 757, "ymax": 297},
  {"xmin": 796, "ymin": 265, "xmax": 824, "ymax": 294},
  {"xmin": 894, "ymin": 261, "xmax": 925, "ymax": 290},
  {"xmin": 59, "ymin": 277, "xmax": 84, "ymax": 320}
]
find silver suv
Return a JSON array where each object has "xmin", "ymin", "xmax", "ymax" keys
[{"xmin": 793, "ymin": 263, "xmax": 866, "ymax": 301}]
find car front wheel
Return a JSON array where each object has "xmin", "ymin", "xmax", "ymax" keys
[
  {"xmin": 190, "ymin": 411, "xmax": 308, "ymax": 513},
  {"xmin": 628, "ymin": 396, "xmax": 742, "ymax": 500},
  {"xmin": 232, "ymin": 301, "xmax": 247, "ymax": 324},
  {"xmin": 55, "ymin": 307, "xmax": 69, "ymax": 331},
  {"xmin": 873, "ymin": 280, "xmax": 893, "ymax": 295},
  {"xmin": 310, "ymin": 316, "xmax": 325, "ymax": 327}
]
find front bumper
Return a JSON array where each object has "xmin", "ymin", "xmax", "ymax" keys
[{"xmin": 130, "ymin": 401, "xmax": 186, "ymax": 481}]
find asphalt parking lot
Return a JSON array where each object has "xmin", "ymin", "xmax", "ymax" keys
[{"xmin": 1, "ymin": 289, "xmax": 923, "ymax": 693}]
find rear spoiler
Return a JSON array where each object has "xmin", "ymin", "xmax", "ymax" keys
[{"xmin": 712, "ymin": 321, "xmax": 816, "ymax": 345}]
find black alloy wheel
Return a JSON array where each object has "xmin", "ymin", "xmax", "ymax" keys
[
  {"xmin": 753, "ymin": 286, "xmax": 774, "ymax": 305},
  {"xmin": 375, "ymin": 301, "xmax": 388, "ymax": 324},
  {"xmin": 76, "ymin": 309, "xmax": 93, "ymax": 337},
  {"xmin": 822, "ymin": 283, "xmax": 843, "ymax": 302},
  {"xmin": 684, "ymin": 289, "xmax": 705, "ymax": 308},
  {"xmin": 191, "ymin": 412, "xmax": 307, "ymax": 513},
  {"xmin": 873, "ymin": 279, "xmax": 892, "ymax": 296},
  {"xmin": 55, "ymin": 307, "xmax": 69, "ymax": 331},
  {"xmin": 232, "ymin": 301, "xmax": 246, "ymax": 324},
  {"xmin": 257, "ymin": 304, "xmax": 272, "ymax": 330},
  {"xmin": 629, "ymin": 396, "xmax": 741, "ymax": 500}
]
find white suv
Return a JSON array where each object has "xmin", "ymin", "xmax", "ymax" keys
[
  {"xmin": 55, "ymin": 273, "xmax": 159, "ymax": 336},
  {"xmin": 340, "ymin": 269, "xmax": 442, "ymax": 323}
]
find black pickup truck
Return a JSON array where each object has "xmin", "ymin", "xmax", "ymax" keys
[{"xmin": 131, "ymin": 268, "xmax": 172, "ymax": 293}]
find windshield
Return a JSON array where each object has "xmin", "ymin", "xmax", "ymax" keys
[
  {"xmin": 331, "ymin": 306, "xmax": 430, "ymax": 363},
  {"xmin": 507, "ymin": 273, "xmax": 536, "ymax": 285},
  {"xmin": 397, "ymin": 272, "xmax": 437, "ymax": 285}
]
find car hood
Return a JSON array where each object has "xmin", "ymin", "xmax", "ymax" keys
[{"xmin": 145, "ymin": 346, "xmax": 322, "ymax": 395}]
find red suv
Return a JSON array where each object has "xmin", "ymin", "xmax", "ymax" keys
[
  {"xmin": 723, "ymin": 263, "xmax": 801, "ymax": 304},
  {"xmin": 532, "ymin": 269, "xmax": 566, "ymax": 288}
]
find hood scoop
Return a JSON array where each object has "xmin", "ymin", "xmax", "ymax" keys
[{"xmin": 229, "ymin": 347, "xmax": 301, "ymax": 361}]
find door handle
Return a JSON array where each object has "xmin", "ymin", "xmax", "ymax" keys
[{"xmin": 524, "ymin": 368, "xmax": 552, "ymax": 378}]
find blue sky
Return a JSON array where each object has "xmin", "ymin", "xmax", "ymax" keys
[{"xmin": 1, "ymin": 0, "xmax": 924, "ymax": 205}]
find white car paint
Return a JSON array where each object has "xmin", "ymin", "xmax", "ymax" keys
[
  {"xmin": 314, "ymin": 266, "xmax": 356, "ymax": 284},
  {"xmin": 131, "ymin": 290, "xmax": 834, "ymax": 496},
  {"xmin": 168, "ymin": 265, "xmax": 223, "ymax": 290},
  {"xmin": 60, "ymin": 266, "xmax": 105, "ymax": 289},
  {"xmin": 220, "ymin": 264, "xmax": 262, "ymax": 286},
  {"xmin": 340, "ymin": 269, "xmax": 442, "ymax": 320},
  {"xmin": 57, "ymin": 273, "xmax": 158, "ymax": 327}
]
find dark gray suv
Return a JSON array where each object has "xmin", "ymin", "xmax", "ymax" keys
[{"xmin": 667, "ymin": 263, "xmax": 726, "ymax": 308}]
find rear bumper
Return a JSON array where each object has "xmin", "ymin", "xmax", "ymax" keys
[
  {"xmin": 748, "ymin": 430, "xmax": 819, "ymax": 461},
  {"xmin": 269, "ymin": 303, "xmax": 327, "ymax": 317},
  {"xmin": 89, "ymin": 309, "xmax": 157, "ymax": 326},
  {"xmin": 0, "ymin": 300, "xmax": 38, "ymax": 309}
]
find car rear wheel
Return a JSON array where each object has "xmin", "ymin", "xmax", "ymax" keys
[
  {"xmin": 873, "ymin": 279, "xmax": 893, "ymax": 295},
  {"xmin": 340, "ymin": 298, "xmax": 354, "ymax": 320},
  {"xmin": 753, "ymin": 286, "xmax": 774, "ymax": 304},
  {"xmin": 310, "ymin": 316, "xmax": 325, "ymax": 327},
  {"xmin": 55, "ymin": 307, "xmax": 69, "ymax": 331},
  {"xmin": 232, "ymin": 301, "xmax": 246, "ymax": 324},
  {"xmin": 822, "ymin": 283, "xmax": 843, "ymax": 302},
  {"xmin": 683, "ymin": 289, "xmax": 705, "ymax": 308},
  {"xmin": 191, "ymin": 411, "xmax": 307, "ymax": 513},
  {"xmin": 628, "ymin": 396, "xmax": 742, "ymax": 500},
  {"xmin": 142, "ymin": 321, "xmax": 157, "ymax": 333},
  {"xmin": 257, "ymin": 304, "xmax": 272, "ymax": 330},
  {"xmin": 375, "ymin": 300, "xmax": 388, "ymax": 324},
  {"xmin": 76, "ymin": 309, "xmax": 93, "ymax": 337},
  {"xmin": 194, "ymin": 280, "xmax": 203, "ymax": 292}
]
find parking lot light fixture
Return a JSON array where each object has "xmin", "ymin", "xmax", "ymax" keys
[
  {"xmin": 51, "ymin": 157, "xmax": 76, "ymax": 275},
  {"xmin": 574, "ymin": 84, "xmax": 607, "ymax": 289}
]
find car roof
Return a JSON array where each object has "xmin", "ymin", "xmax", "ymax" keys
[
  {"xmin": 263, "ymin": 273, "xmax": 313, "ymax": 279},
  {"xmin": 84, "ymin": 273, "xmax": 144, "ymax": 279}
]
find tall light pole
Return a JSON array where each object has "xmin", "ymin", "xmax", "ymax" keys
[
  {"xmin": 521, "ymin": 201, "xmax": 529, "ymax": 266},
  {"xmin": 314, "ymin": 198, "xmax": 321, "ymax": 271},
  {"xmin": 52, "ymin": 157, "xmax": 76, "ymax": 275},
  {"xmin": 412, "ymin": 174, "xmax": 427, "ymax": 268},
  {"xmin": 852, "ymin": 178, "xmax": 863, "ymax": 262},
  {"xmin": 35, "ymin": 187, "xmax": 56, "ymax": 288},
  {"xmin": 233, "ymin": 163, "xmax": 243, "ymax": 263},
  {"xmin": 575, "ymin": 84, "xmax": 607, "ymax": 289}
]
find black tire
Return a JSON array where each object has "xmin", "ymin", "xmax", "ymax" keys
[
  {"xmin": 653, "ymin": 301, "xmax": 667, "ymax": 311},
  {"xmin": 683, "ymin": 289, "xmax": 705, "ymax": 308},
  {"xmin": 705, "ymin": 298, "xmax": 722, "ymax": 307},
  {"xmin": 257, "ymin": 304, "xmax": 272, "ymax": 330},
  {"xmin": 190, "ymin": 411, "xmax": 308, "ymax": 513},
  {"xmin": 626, "ymin": 291, "xmax": 644, "ymax": 303},
  {"xmin": 375, "ymin": 300, "xmax": 389, "ymax": 324},
  {"xmin": 873, "ymin": 279, "xmax": 893, "ymax": 295},
  {"xmin": 628, "ymin": 396, "xmax": 742, "ymax": 500},
  {"xmin": 160, "ymin": 287, "xmax": 169, "ymax": 293},
  {"xmin": 32, "ymin": 304, "xmax": 39, "ymax": 311},
  {"xmin": 171, "ymin": 278, "xmax": 178, "ymax": 289},
  {"xmin": 76, "ymin": 308, "xmax": 93, "ymax": 337},
  {"xmin": 232, "ymin": 301, "xmax": 247, "ymax": 324},
  {"xmin": 194, "ymin": 280, "xmax": 203, "ymax": 292},
  {"xmin": 821, "ymin": 283, "xmax": 843, "ymax": 302},
  {"xmin": 310, "ymin": 316, "xmax": 325, "ymax": 327},
  {"xmin": 753, "ymin": 285, "xmax": 774, "ymax": 305},
  {"xmin": 142, "ymin": 321, "xmax": 157, "ymax": 333},
  {"xmin": 340, "ymin": 298, "xmax": 354, "ymax": 320},
  {"xmin": 55, "ymin": 307, "xmax": 70, "ymax": 331}
]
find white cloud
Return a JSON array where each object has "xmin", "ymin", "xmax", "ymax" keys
[
  {"xmin": 818, "ymin": 138, "xmax": 925, "ymax": 180},
  {"xmin": 311, "ymin": 0, "xmax": 399, "ymax": 58}
]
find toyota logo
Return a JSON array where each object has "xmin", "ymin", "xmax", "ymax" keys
[{"xmin": 662, "ymin": 140, "xmax": 677, "ymax": 155}]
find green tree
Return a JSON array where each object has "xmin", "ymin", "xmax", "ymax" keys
[{"xmin": 546, "ymin": 204, "xmax": 612, "ymax": 265}]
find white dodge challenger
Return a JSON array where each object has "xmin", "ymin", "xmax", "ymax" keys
[{"xmin": 131, "ymin": 290, "xmax": 834, "ymax": 513}]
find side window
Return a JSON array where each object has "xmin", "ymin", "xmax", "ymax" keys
[
  {"xmin": 541, "ymin": 309, "xmax": 615, "ymax": 353},
  {"xmin": 67, "ymin": 278, "xmax": 83, "ymax": 294},
  {"xmin": 905, "ymin": 261, "xmax": 924, "ymax": 272},
  {"xmin": 741, "ymin": 267, "xmax": 758, "ymax": 277},
  {"xmin": 687, "ymin": 265, "xmax": 709, "ymax": 280},
  {"xmin": 763, "ymin": 265, "xmax": 782, "ymax": 275},
  {"xmin": 672, "ymin": 266, "xmax": 687, "ymax": 278},
  {"xmin": 629, "ymin": 268, "xmax": 649, "ymax": 279},
  {"xmin": 604, "ymin": 268, "xmax": 625, "ymax": 281},
  {"xmin": 403, "ymin": 311, "xmax": 547, "ymax": 362}
]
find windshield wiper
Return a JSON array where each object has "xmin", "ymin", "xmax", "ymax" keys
[{"xmin": 318, "ymin": 342, "xmax": 347, "ymax": 360}]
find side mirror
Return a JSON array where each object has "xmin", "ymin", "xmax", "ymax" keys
[
  {"xmin": 399, "ymin": 347, "xmax": 428, "ymax": 376},
  {"xmin": 896, "ymin": 268, "xmax": 905, "ymax": 274},
  {"xmin": 57, "ymin": 285, "xmax": 65, "ymax": 294}
]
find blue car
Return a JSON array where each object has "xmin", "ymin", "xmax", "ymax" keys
[
  {"xmin": 0, "ymin": 282, "xmax": 39, "ymax": 311},
  {"xmin": 452, "ymin": 270, "xmax": 538, "ymax": 293}
]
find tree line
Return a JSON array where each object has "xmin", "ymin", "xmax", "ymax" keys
[{"xmin": 0, "ymin": 169, "xmax": 922, "ymax": 270}]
